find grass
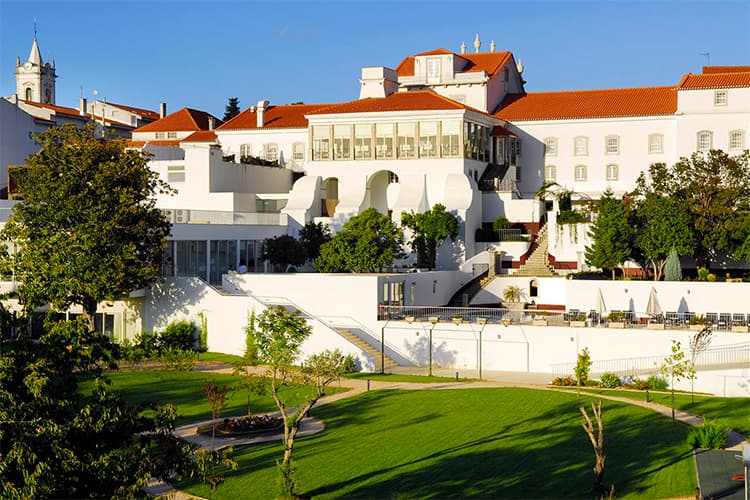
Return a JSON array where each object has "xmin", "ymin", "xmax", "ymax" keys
[
  {"xmin": 178, "ymin": 388, "xmax": 696, "ymax": 499},
  {"xmin": 559, "ymin": 386, "xmax": 750, "ymax": 436},
  {"xmin": 194, "ymin": 352, "xmax": 245, "ymax": 365},
  {"xmin": 345, "ymin": 372, "xmax": 473, "ymax": 383},
  {"xmin": 80, "ymin": 369, "xmax": 346, "ymax": 426}
]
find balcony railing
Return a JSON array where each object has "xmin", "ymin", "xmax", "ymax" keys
[{"xmin": 161, "ymin": 209, "xmax": 287, "ymax": 226}]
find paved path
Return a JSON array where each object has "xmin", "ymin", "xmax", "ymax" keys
[{"xmin": 144, "ymin": 363, "xmax": 748, "ymax": 498}]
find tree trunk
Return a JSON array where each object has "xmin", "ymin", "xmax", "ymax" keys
[
  {"xmin": 80, "ymin": 297, "xmax": 98, "ymax": 333},
  {"xmin": 580, "ymin": 401, "xmax": 607, "ymax": 497}
]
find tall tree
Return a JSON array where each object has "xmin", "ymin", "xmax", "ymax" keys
[
  {"xmin": 401, "ymin": 204, "xmax": 460, "ymax": 269},
  {"xmin": 298, "ymin": 221, "xmax": 332, "ymax": 263},
  {"xmin": 261, "ymin": 234, "xmax": 305, "ymax": 272},
  {"xmin": 1, "ymin": 124, "xmax": 172, "ymax": 331},
  {"xmin": 315, "ymin": 208, "xmax": 404, "ymax": 272},
  {"xmin": 585, "ymin": 190, "xmax": 633, "ymax": 279},
  {"xmin": 633, "ymin": 150, "xmax": 750, "ymax": 267},
  {"xmin": 246, "ymin": 306, "xmax": 347, "ymax": 497},
  {"xmin": 632, "ymin": 194, "xmax": 694, "ymax": 280},
  {"xmin": 223, "ymin": 97, "xmax": 241, "ymax": 121}
]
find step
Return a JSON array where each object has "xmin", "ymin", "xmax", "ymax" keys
[{"xmin": 335, "ymin": 329, "xmax": 400, "ymax": 368}]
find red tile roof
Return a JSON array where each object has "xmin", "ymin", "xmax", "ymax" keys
[
  {"xmin": 702, "ymin": 66, "xmax": 750, "ymax": 74},
  {"xmin": 677, "ymin": 71, "xmax": 750, "ymax": 89},
  {"xmin": 126, "ymin": 139, "xmax": 182, "ymax": 148},
  {"xmin": 218, "ymin": 103, "xmax": 327, "ymax": 130},
  {"xmin": 495, "ymin": 86, "xmax": 677, "ymax": 121},
  {"xmin": 492, "ymin": 125, "xmax": 515, "ymax": 137},
  {"xmin": 21, "ymin": 100, "xmax": 84, "ymax": 117},
  {"xmin": 183, "ymin": 130, "xmax": 218, "ymax": 142},
  {"xmin": 134, "ymin": 108, "xmax": 222, "ymax": 133},
  {"xmin": 395, "ymin": 49, "xmax": 512, "ymax": 79},
  {"xmin": 307, "ymin": 90, "xmax": 492, "ymax": 117},
  {"xmin": 106, "ymin": 102, "xmax": 160, "ymax": 120}
]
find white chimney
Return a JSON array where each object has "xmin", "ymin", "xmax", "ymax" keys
[
  {"xmin": 256, "ymin": 100, "xmax": 270, "ymax": 128},
  {"xmin": 79, "ymin": 97, "xmax": 87, "ymax": 116},
  {"xmin": 159, "ymin": 102, "xmax": 167, "ymax": 118},
  {"xmin": 359, "ymin": 67, "xmax": 399, "ymax": 99},
  {"xmin": 208, "ymin": 116, "xmax": 215, "ymax": 130}
]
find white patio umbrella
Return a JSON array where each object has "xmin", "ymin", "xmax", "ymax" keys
[
  {"xmin": 596, "ymin": 288, "xmax": 607, "ymax": 315},
  {"xmin": 646, "ymin": 287, "xmax": 662, "ymax": 316}
]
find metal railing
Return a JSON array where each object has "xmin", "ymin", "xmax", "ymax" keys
[
  {"xmin": 377, "ymin": 305, "xmax": 532, "ymax": 325},
  {"xmin": 161, "ymin": 209, "xmax": 287, "ymax": 226}
]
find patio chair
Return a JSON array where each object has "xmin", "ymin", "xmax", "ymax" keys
[
  {"xmin": 719, "ymin": 313, "xmax": 732, "ymax": 330},
  {"xmin": 706, "ymin": 313, "xmax": 719, "ymax": 329},
  {"xmin": 732, "ymin": 313, "xmax": 746, "ymax": 326},
  {"xmin": 665, "ymin": 311, "xmax": 678, "ymax": 327}
]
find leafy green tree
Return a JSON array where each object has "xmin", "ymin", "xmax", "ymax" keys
[
  {"xmin": 1, "ymin": 124, "xmax": 172, "ymax": 332},
  {"xmin": 634, "ymin": 150, "xmax": 750, "ymax": 267},
  {"xmin": 401, "ymin": 204, "xmax": 459, "ymax": 269},
  {"xmin": 0, "ymin": 319, "xmax": 195, "ymax": 498},
  {"xmin": 315, "ymin": 208, "xmax": 404, "ymax": 272},
  {"xmin": 245, "ymin": 306, "xmax": 347, "ymax": 497},
  {"xmin": 633, "ymin": 194, "xmax": 694, "ymax": 280},
  {"xmin": 261, "ymin": 234, "xmax": 305, "ymax": 272},
  {"xmin": 585, "ymin": 190, "xmax": 634, "ymax": 279},
  {"xmin": 298, "ymin": 221, "xmax": 332, "ymax": 263},
  {"xmin": 222, "ymin": 97, "xmax": 241, "ymax": 121},
  {"xmin": 575, "ymin": 347, "xmax": 592, "ymax": 396},
  {"xmin": 659, "ymin": 340, "xmax": 693, "ymax": 423},
  {"xmin": 664, "ymin": 247, "xmax": 682, "ymax": 281}
]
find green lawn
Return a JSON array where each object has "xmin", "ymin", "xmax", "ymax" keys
[
  {"xmin": 81, "ymin": 370, "xmax": 346, "ymax": 426},
  {"xmin": 195, "ymin": 352, "xmax": 245, "ymax": 365},
  {"xmin": 178, "ymin": 388, "xmax": 696, "ymax": 499},
  {"xmin": 561, "ymin": 387, "xmax": 750, "ymax": 436}
]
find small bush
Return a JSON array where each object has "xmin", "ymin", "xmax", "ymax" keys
[
  {"xmin": 697, "ymin": 267, "xmax": 710, "ymax": 281},
  {"xmin": 134, "ymin": 330, "xmax": 159, "ymax": 358},
  {"xmin": 342, "ymin": 354, "xmax": 359, "ymax": 373},
  {"xmin": 551, "ymin": 375, "xmax": 577, "ymax": 386},
  {"xmin": 599, "ymin": 372, "xmax": 621, "ymax": 388},
  {"xmin": 161, "ymin": 348, "xmax": 197, "ymax": 371},
  {"xmin": 647, "ymin": 374, "xmax": 668, "ymax": 390},
  {"xmin": 160, "ymin": 320, "xmax": 196, "ymax": 351},
  {"xmin": 687, "ymin": 420, "xmax": 729, "ymax": 449}
]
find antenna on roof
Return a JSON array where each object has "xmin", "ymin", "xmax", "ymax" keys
[{"xmin": 699, "ymin": 51, "xmax": 711, "ymax": 66}]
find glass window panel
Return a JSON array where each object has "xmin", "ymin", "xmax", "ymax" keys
[
  {"xmin": 312, "ymin": 125, "xmax": 330, "ymax": 160},
  {"xmin": 574, "ymin": 136, "xmax": 588, "ymax": 156},
  {"xmin": 333, "ymin": 125, "xmax": 352, "ymax": 160},
  {"xmin": 175, "ymin": 240, "xmax": 207, "ymax": 279},
  {"xmin": 441, "ymin": 120, "xmax": 460, "ymax": 158},
  {"xmin": 376, "ymin": 123, "xmax": 394, "ymax": 159},
  {"xmin": 293, "ymin": 142, "xmax": 304, "ymax": 161},
  {"xmin": 419, "ymin": 122, "xmax": 438, "ymax": 158},
  {"xmin": 397, "ymin": 123, "xmax": 416, "ymax": 159},
  {"xmin": 648, "ymin": 134, "xmax": 663, "ymax": 154},
  {"xmin": 210, "ymin": 240, "xmax": 238, "ymax": 284},
  {"xmin": 354, "ymin": 124, "xmax": 372, "ymax": 160}
]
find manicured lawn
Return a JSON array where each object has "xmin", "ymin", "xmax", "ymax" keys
[
  {"xmin": 80, "ymin": 370, "xmax": 346, "ymax": 426},
  {"xmin": 195, "ymin": 352, "xmax": 245, "ymax": 365},
  {"xmin": 346, "ymin": 372, "xmax": 473, "ymax": 383},
  {"xmin": 562, "ymin": 387, "xmax": 750, "ymax": 436},
  {"xmin": 178, "ymin": 388, "xmax": 696, "ymax": 499}
]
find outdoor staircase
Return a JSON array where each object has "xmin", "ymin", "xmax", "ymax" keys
[
  {"xmin": 514, "ymin": 224, "xmax": 558, "ymax": 277},
  {"xmin": 334, "ymin": 327, "xmax": 400, "ymax": 371}
]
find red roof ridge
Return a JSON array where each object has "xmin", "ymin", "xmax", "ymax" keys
[{"xmin": 519, "ymin": 84, "xmax": 677, "ymax": 96}]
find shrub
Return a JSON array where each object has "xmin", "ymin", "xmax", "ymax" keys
[
  {"xmin": 134, "ymin": 330, "xmax": 159, "ymax": 358},
  {"xmin": 342, "ymin": 354, "xmax": 359, "ymax": 373},
  {"xmin": 160, "ymin": 320, "xmax": 196, "ymax": 351},
  {"xmin": 574, "ymin": 347, "xmax": 591, "ymax": 386},
  {"xmin": 687, "ymin": 420, "xmax": 729, "ymax": 449},
  {"xmin": 707, "ymin": 273, "xmax": 716, "ymax": 282},
  {"xmin": 492, "ymin": 216, "xmax": 511, "ymax": 231},
  {"xmin": 647, "ymin": 374, "xmax": 668, "ymax": 390},
  {"xmin": 599, "ymin": 372, "xmax": 621, "ymax": 388},
  {"xmin": 551, "ymin": 375, "xmax": 577, "ymax": 386},
  {"xmin": 197, "ymin": 312, "xmax": 208, "ymax": 353},
  {"xmin": 161, "ymin": 348, "xmax": 197, "ymax": 371},
  {"xmin": 697, "ymin": 267, "xmax": 710, "ymax": 281},
  {"xmin": 624, "ymin": 377, "xmax": 649, "ymax": 390}
]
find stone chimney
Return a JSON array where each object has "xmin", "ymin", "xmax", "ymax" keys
[
  {"xmin": 256, "ymin": 100, "xmax": 270, "ymax": 128},
  {"xmin": 79, "ymin": 97, "xmax": 87, "ymax": 116},
  {"xmin": 359, "ymin": 67, "xmax": 399, "ymax": 99},
  {"xmin": 159, "ymin": 102, "xmax": 167, "ymax": 118},
  {"xmin": 208, "ymin": 116, "xmax": 215, "ymax": 130}
]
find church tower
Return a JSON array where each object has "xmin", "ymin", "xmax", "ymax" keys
[{"xmin": 15, "ymin": 35, "xmax": 57, "ymax": 105}]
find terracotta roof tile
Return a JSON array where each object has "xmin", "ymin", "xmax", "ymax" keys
[
  {"xmin": 126, "ymin": 139, "xmax": 182, "ymax": 147},
  {"xmin": 396, "ymin": 49, "xmax": 512, "ymax": 79},
  {"xmin": 134, "ymin": 108, "xmax": 222, "ymax": 133},
  {"xmin": 495, "ymin": 86, "xmax": 677, "ymax": 121},
  {"xmin": 21, "ymin": 100, "xmax": 84, "ymax": 117},
  {"xmin": 702, "ymin": 66, "xmax": 750, "ymax": 74},
  {"xmin": 183, "ymin": 130, "xmax": 218, "ymax": 142},
  {"xmin": 106, "ymin": 102, "xmax": 160, "ymax": 120},
  {"xmin": 677, "ymin": 71, "xmax": 750, "ymax": 89},
  {"xmin": 307, "ymin": 90, "xmax": 492, "ymax": 117},
  {"xmin": 218, "ymin": 103, "xmax": 327, "ymax": 130}
]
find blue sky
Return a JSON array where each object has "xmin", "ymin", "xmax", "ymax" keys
[{"xmin": 1, "ymin": 0, "xmax": 749, "ymax": 118}]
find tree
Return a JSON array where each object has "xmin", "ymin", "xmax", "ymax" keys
[
  {"xmin": 659, "ymin": 340, "xmax": 692, "ymax": 423},
  {"xmin": 664, "ymin": 247, "xmax": 682, "ymax": 281},
  {"xmin": 1, "ymin": 124, "xmax": 172, "ymax": 332},
  {"xmin": 585, "ymin": 190, "xmax": 634, "ymax": 279},
  {"xmin": 633, "ymin": 194, "xmax": 694, "ymax": 280},
  {"xmin": 401, "ymin": 204, "xmax": 459, "ymax": 269},
  {"xmin": 575, "ymin": 347, "xmax": 592, "ymax": 396},
  {"xmin": 222, "ymin": 97, "xmax": 241, "ymax": 121},
  {"xmin": 0, "ymin": 319, "xmax": 196, "ymax": 498},
  {"xmin": 579, "ymin": 400, "xmax": 611, "ymax": 498},
  {"xmin": 261, "ymin": 234, "xmax": 305, "ymax": 272},
  {"xmin": 688, "ymin": 327, "xmax": 712, "ymax": 405},
  {"xmin": 315, "ymin": 208, "xmax": 404, "ymax": 273},
  {"xmin": 298, "ymin": 221, "xmax": 332, "ymax": 263},
  {"xmin": 633, "ymin": 150, "xmax": 750, "ymax": 267},
  {"xmin": 245, "ymin": 307, "xmax": 347, "ymax": 497}
]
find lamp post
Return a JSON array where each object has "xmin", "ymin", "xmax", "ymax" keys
[
  {"xmin": 428, "ymin": 316, "xmax": 439, "ymax": 376},
  {"xmin": 475, "ymin": 317, "xmax": 488, "ymax": 380},
  {"xmin": 380, "ymin": 317, "xmax": 391, "ymax": 375}
]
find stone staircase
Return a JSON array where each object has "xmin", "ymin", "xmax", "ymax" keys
[
  {"xmin": 334, "ymin": 328, "xmax": 400, "ymax": 372},
  {"xmin": 514, "ymin": 224, "xmax": 558, "ymax": 277}
]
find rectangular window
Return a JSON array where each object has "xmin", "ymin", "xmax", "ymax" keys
[
  {"xmin": 544, "ymin": 138, "xmax": 557, "ymax": 156},
  {"xmin": 427, "ymin": 59, "xmax": 441, "ymax": 84},
  {"xmin": 354, "ymin": 124, "xmax": 372, "ymax": 160},
  {"xmin": 729, "ymin": 130, "xmax": 745, "ymax": 150},
  {"xmin": 264, "ymin": 144, "xmax": 278, "ymax": 162},
  {"xmin": 312, "ymin": 125, "xmax": 330, "ymax": 160},
  {"xmin": 175, "ymin": 240, "xmax": 207, "ymax": 279},
  {"xmin": 293, "ymin": 142, "xmax": 304, "ymax": 161},
  {"xmin": 697, "ymin": 131, "xmax": 712, "ymax": 151},
  {"xmin": 376, "ymin": 123, "xmax": 394, "ymax": 159},
  {"xmin": 606, "ymin": 164, "xmax": 619, "ymax": 181},
  {"xmin": 606, "ymin": 135, "xmax": 619, "ymax": 155},
  {"xmin": 441, "ymin": 120, "xmax": 460, "ymax": 158},
  {"xmin": 240, "ymin": 144, "xmax": 252, "ymax": 157},
  {"xmin": 648, "ymin": 134, "xmax": 663, "ymax": 154},
  {"xmin": 714, "ymin": 90, "xmax": 728, "ymax": 106},
  {"xmin": 397, "ymin": 122, "xmax": 416, "ymax": 159},
  {"xmin": 239, "ymin": 240, "xmax": 257, "ymax": 273},
  {"xmin": 167, "ymin": 131, "xmax": 177, "ymax": 139},
  {"xmin": 333, "ymin": 124, "xmax": 352, "ymax": 160},
  {"xmin": 544, "ymin": 165, "xmax": 556, "ymax": 181},
  {"xmin": 155, "ymin": 132, "xmax": 166, "ymax": 139},
  {"xmin": 209, "ymin": 240, "xmax": 238, "ymax": 285},
  {"xmin": 574, "ymin": 165, "xmax": 587, "ymax": 181},
  {"xmin": 419, "ymin": 122, "xmax": 438, "ymax": 158},
  {"xmin": 494, "ymin": 136, "xmax": 505, "ymax": 164},
  {"xmin": 167, "ymin": 165, "xmax": 185, "ymax": 183},
  {"xmin": 574, "ymin": 136, "xmax": 588, "ymax": 156}
]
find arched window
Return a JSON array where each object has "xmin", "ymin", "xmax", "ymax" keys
[
  {"xmin": 25, "ymin": 87, "xmax": 33, "ymax": 100},
  {"xmin": 264, "ymin": 143, "xmax": 278, "ymax": 162},
  {"xmin": 574, "ymin": 165, "xmax": 587, "ymax": 182},
  {"xmin": 240, "ymin": 144, "xmax": 252, "ymax": 158},
  {"xmin": 648, "ymin": 133, "xmax": 663, "ymax": 154},
  {"xmin": 544, "ymin": 165, "xmax": 556, "ymax": 181},
  {"xmin": 729, "ymin": 130, "xmax": 745, "ymax": 150},
  {"xmin": 574, "ymin": 136, "xmax": 588, "ymax": 156},
  {"xmin": 605, "ymin": 135, "xmax": 620, "ymax": 155},
  {"xmin": 606, "ymin": 164, "xmax": 619, "ymax": 181},
  {"xmin": 697, "ymin": 130, "xmax": 713, "ymax": 151},
  {"xmin": 544, "ymin": 137, "xmax": 557, "ymax": 156}
]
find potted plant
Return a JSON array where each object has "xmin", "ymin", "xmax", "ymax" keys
[
  {"xmin": 531, "ymin": 312, "xmax": 548, "ymax": 326},
  {"xmin": 569, "ymin": 311, "xmax": 587, "ymax": 327},
  {"xmin": 607, "ymin": 311, "xmax": 627, "ymax": 329},
  {"xmin": 502, "ymin": 285, "xmax": 527, "ymax": 311}
]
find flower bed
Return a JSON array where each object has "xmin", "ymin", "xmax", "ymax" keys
[{"xmin": 198, "ymin": 415, "xmax": 283, "ymax": 437}]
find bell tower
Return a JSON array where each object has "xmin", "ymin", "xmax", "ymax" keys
[{"xmin": 15, "ymin": 31, "xmax": 57, "ymax": 105}]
